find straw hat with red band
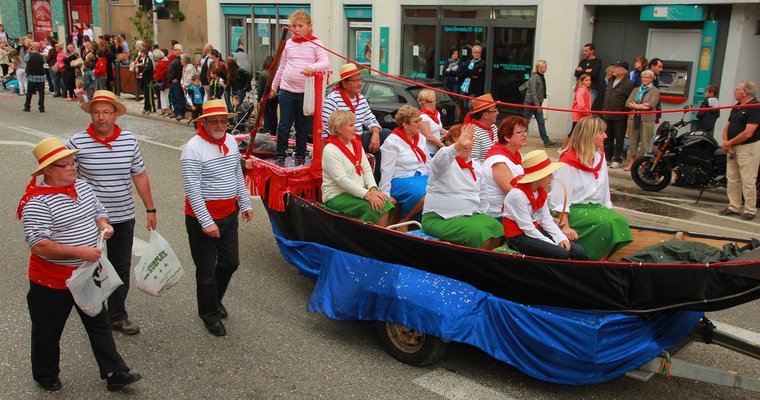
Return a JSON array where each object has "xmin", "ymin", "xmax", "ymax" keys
[
  {"xmin": 470, "ymin": 93, "xmax": 497, "ymax": 115},
  {"xmin": 516, "ymin": 150, "xmax": 565, "ymax": 184},
  {"xmin": 80, "ymin": 90, "xmax": 127, "ymax": 116},
  {"xmin": 197, "ymin": 99, "xmax": 237, "ymax": 119},
  {"xmin": 337, "ymin": 63, "xmax": 363, "ymax": 83},
  {"xmin": 31, "ymin": 137, "xmax": 79, "ymax": 176}
]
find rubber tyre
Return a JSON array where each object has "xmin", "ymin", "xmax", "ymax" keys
[
  {"xmin": 631, "ymin": 157, "xmax": 672, "ymax": 192},
  {"xmin": 375, "ymin": 321, "xmax": 450, "ymax": 367}
]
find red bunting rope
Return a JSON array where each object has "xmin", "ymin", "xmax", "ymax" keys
[{"xmin": 283, "ymin": 26, "xmax": 760, "ymax": 117}]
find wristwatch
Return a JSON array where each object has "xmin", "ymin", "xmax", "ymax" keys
[{"xmin": 146, "ymin": 209, "xmax": 157, "ymax": 213}]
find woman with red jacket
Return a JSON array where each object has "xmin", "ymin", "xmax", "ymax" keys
[{"xmin": 152, "ymin": 49, "xmax": 171, "ymax": 116}]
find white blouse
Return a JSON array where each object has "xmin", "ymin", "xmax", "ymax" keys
[
  {"xmin": 321, "ymin": 142, "xmax": 376, "ymax": 203},
  {"xmin": 504, "ymin": 189, "xmax": 567, "ymax": 245},
  {"xmin": 481, "ymin": 154, "xmax": 524, "ymax": 218},
  {"xmin": 378, "ymin": 133, "xmax": 429, "ymax": 195},
  {"xmin": 423, "ymin": 145, "xmax": 485, "ymax": 219},
  {"xmin": 549, "ymin": 151, "xmax": 612, "ymax": 213},
  {"xmin": 420, "ymin": 111, "xmax": 443, "ymax": 155}
]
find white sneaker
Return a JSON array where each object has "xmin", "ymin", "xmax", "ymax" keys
[{"xmin": 609, "ymin": 161, "xmax": 621, "ymax": 169}]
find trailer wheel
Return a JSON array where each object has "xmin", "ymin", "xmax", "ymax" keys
[{"xmin": 375, "ymin": 321, "xmax": 449, "ymax": 367}]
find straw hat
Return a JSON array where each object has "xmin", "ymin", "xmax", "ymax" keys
[
  {"xmin": 81, "ymin": 90, "xmax": 127, "ymax": 116},
  {"xmin": 470, "ymin": 93, "xmax": 496, "ymax": 114},
  {"xmin": 31, "ymin": 137, "xmax": 79, "ymax": 176},
  {"xmin": 197, "ymin": 99, "xmax": 237, "ymax": 119},
  {"xmin": 337, "ymin": 63, "xmax": 362, "ymax": 83},
  {"xmin": 516, "ymin": 150, "xmax": 565, "ymax": 184}
]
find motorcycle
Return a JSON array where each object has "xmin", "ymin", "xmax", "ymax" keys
[{"xmin": 631, "ymin": 109, "xmax": 760, "ymax": 205}]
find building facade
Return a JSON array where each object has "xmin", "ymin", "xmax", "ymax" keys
[{"xmin": 206, "ymin": 0, "xmax": 759, "ymax": 137}]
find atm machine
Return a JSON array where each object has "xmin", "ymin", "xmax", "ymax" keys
[{"xmin": 658, "ymin": 61, "xmax": 692, "ymax": 104}]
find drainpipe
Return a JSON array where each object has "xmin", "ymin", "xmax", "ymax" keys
[{"xmin": 106, "ymin": 0, "xmax": 112, "ymax": 33}]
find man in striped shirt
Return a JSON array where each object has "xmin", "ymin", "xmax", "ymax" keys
[
  {"xmin": 322, "ymin": 63, "xmax": 391, "ymax": 181},
  {"xmin": 19, "ymin": 137, "xmax": 142, "ymax": 392},
  {"xmin": 67, "ymin": 90, "xmax": 157, "ymax": 336},
  {"xmin": 181, "ymin": 99, "xmax": 253, "ymax": 337}
]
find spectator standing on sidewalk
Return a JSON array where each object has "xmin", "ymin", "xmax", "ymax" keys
[
  {"xmin": 67, "ymin": 90, "xmax": 158, "ymax": 336},
  {"xmin": 136, "ymin": 48, "xmax": 155, "ymax": 114},
  {"xmin": 22, "ymin": 42, "xmax": 45, "ymax": 112},
  {"xmin": 574, "ymin": 43, "xmax": 602, "ymax": 109},
  {"xmin": 719, "ymin": 81, "xmax": 760, "ymax": 221},
  {"xmin": 459, "ymin": 45, "xmax": 486, "ymax": 112},
  {"xmin": 624, "ymin": 69, "xmax": 660, "ymax": 171},
  {"xmin": 167, "ymin": 45, "xmax": 185, "ymax": 120},
  {"xmin": 152, "ymin": 49, "xmax": 170, "ymax": 116},
  {"xmin": 11, "ymin": 48, "xmax": 26, "ymax": 95},
  {"xmin": 696, "ymin": 84, "xmax": 720, "ymax": 136},
  {"xmin": 179, "ymin": 53, "xmax": 198, "ymax": 121},
  {"xmin": 601, "ymin": 61, "xmax": 634, "ymax": 169},
  {"xmin": 523, "ymin": 59, "xmax": 555, "ymax": 147}
]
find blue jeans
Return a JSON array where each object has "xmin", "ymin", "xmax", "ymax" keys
[
  {"xmin": 523, "ymin": 106, "xmax": 550, "ymax": 144},
  {"xmin": 275, "ymin": 90, "xmax": 312, "ymax": 158},
  {"xmin": 169, "ymin": 82, "xmax": 185, "ymax": 117}
]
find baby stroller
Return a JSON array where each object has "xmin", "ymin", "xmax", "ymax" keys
[{"xmin": 227, "ymin": 99, "xmax": 255, "ymax": 135}]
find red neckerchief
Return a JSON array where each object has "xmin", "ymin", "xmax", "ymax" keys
[
  {"xmin": 335, "ymin": 87, "xmax": 359, "ymax": 113},
  {"xmin": 86, "ymin": 123, "xmax": 122, "ymax": 150},
  {"xmin": 327, "ymin": 136, "xmax": 364, "ymax": 175},
  {"xmin": 196, "ymin": 124, "xmax": 229, "ymax": 156},
  {"xmin": 17, "ymin": 177, "xmax": 77, "ymax": 219},
  {"xmin": 559, "ymin": 148, "xmax": 604, "ymax": 180},
  {"xmin": 291, "ymin": 34, "xmax": 318, "ymax": 44},
  {"xmin": 485, "ymin": 143, "xmax": 522, "ymax": 166},
  {"xmin": 471, "ymin": 119, "xmax": 495, "ymax": 142},
  {"xmin": 419, "ymin": 108, "xmax": 440, "ymax": 125},
  {"xmin": 392, "ymin": 128, "xmax": 426, "ymax": 163},
  {"xmin": 455, "ymin": 156, "xmax": 476, "ymax": 181},
  {"xmin": 515, "ymin": 183, "xmax": 547, "ymax": 212}
]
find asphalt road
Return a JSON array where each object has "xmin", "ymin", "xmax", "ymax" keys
[{"xmin": 1, "ymin": 91, "xmax": 759, "ymax": 399}]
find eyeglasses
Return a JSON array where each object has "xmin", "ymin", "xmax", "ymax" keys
[
  {"xmin": 91, "ymin": 110, "xmax": 115, "ymax": 117},
  {"xmin": 50, "ymin": 161, "xmax": 78, "ymax": 169},
  {"xmin": 204, "ymin": 118, "xmax": 228, "ymax": 126}
]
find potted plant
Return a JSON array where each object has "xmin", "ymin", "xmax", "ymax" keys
[{"xmin": 170, "ymin": 10, "xmax": 185, "ymax": 22}]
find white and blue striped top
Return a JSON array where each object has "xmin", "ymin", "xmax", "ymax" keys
[
  {"xmin": 67, "ymin": 129, "xmax": 146, "ymax": 224},
  {"xmin": 22, "ymin": 178, "xmax": 107, "ymax": 267},
  {"xmin": 322, "ymin": 91, "xmax": 381, "ymax": 137},
  {"xmin": 181, "ymin": 134, "xmax": 252, "ymax": 228}
]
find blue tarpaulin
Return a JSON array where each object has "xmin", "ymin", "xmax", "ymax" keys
[{"xmin": 274, "ymin": 234, "xmax": 702, "ymax": 385}]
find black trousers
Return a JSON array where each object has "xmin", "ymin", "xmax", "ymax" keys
[
  {"xmin": 603, "ymin": 118, "xmax": 627, "ymax": 163},
  {"xmin": 507, "ymin": 229, "xmax": 586, "ymax": 260},
  {"xmin": 107, "ymin": 219, "xmax": 135, "ymax": 323},
  {"xmin": 27, "ymin": 282, "xmax": 129, "ymax": 383},
  {"xmin": 24, "ymin": 81, "xmax": 45, "ymax": 111},
  {"xmin": 143, "ymin": 80, "xmax": 155, "ymax": 112},
  {"xmin": 185, "ymin": 213, "xmax": 240, "ymax": 325}
]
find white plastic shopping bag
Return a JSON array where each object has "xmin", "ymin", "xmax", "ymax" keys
[
  {"xmin": 134, "ymin": 230, "xmax": 184, "ymax": 296},
  {"xmin": 66, "ymin": 231, "xmax": 123, "ymax": 317},
  {"xmin": 303, "ymin": 75, "xmax": 315, "ymax": 116}
]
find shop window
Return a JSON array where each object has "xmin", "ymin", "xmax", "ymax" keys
[
  {"xmin": 442, "ymin": 7, "xmax": 490, "ymax": 19},
  {"xmin": 404, "ymin": 8, "xmax": 436, "ymax": 18},
  {"xmin": 494, "ymin": 7, "xmax": 536, "ymax": 22},
  {"xmin": 402, "ymin": 25, "xmax": 436, "ymax": 78}
]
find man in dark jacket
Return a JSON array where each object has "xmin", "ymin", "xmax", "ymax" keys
[
  {"xmin": 574, "ymin": 43, "xmax": 603, "ymax": 109},
  {"xmin": 602, "ymin": 61, "xmax": 634, "ymax": 168},
  {"xmin": 23, "ymin": 42, "xmax": 46, "ymax": 113},
  {"xmin": 166, "ymin": 45, "xmax": 185, "ymax": 119},
  {"xmin": 459, "ymin": 45, "xmax": 486, "ymax": 112}
]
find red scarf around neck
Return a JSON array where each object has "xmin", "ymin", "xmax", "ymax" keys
[
  {"xmin": 515, "ymin": 183, "xmax": 547, "ymax": 212},
  {"xmin": 559, "ymin": 148, "xmax": 604, "ymax": 180},
  {"xmin": 17, "ymin": 177, "xmax": 77, "ymax": 219},
  {"xmin": 471, "ymin": 119, "xmax": 495, "ymax": 142},
  {"xmin": 485, "ymin": 143, "xmax": 522, "ymax": 166},
  {"xmin": 86, "ymin": 123, "xmax": 122, "ymax": 150},
  {"xmin": 335, "ymin": 86, "xmax": 359, "ymax": 113},
  {"xmin": 455, "ymin": 156, "xmax": 476, "ymax": 181},
  {"xmin": 327, "ymin": 136, "xmax": 364, "ymax": 175},
  {"xmin": 392, "ymin": 128, "xmax": 426, "ymax": 164},
  {"xmin": 196, "ymin": 124, "xmax": 229, "ymax": 156},
  {"xmin": 291, "ymin": 34, "xmax": 318, "ymax": 44},
  {"xmin": 419, "ymin": 108, "xmax": 440, "ymax": 125}
]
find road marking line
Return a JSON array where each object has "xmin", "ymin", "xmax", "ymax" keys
[
  {"xmin": 134, "ymin": 134, "xmax": 185, "ymax": 151},
  {"xmin": 132, "ymin": 236, "xmax": 149, "ymax": 258},
  {"xmin": 8, "ymin": 126, "xmax": 52, "ymax": 139},
  {"xmin": 413, "ymin": 368, "xmax": 515, "ymax": 400},
  {"xmin": 614, "ymin": 206, "xmax": 757, "ymax": 236},
  {"xmin": 0, "ymin": 140, "xmax": 35, "ymax": 147}
]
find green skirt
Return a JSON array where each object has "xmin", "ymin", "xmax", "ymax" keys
[
  {"xmin": 568, "ymin": 203, "xmax": 633, "ymax": 260},
  {"xmin": 422, "ymin": 212, "xmax": 503, "ymax": 248},
  {"xmin": 325, "ymin": 192, "xmax": 394, "ymax": 224}
]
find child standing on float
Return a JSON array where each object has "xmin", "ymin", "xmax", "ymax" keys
[{"xmin": 270, "ymin": 9, "xmax": 330, "ymax": 166}]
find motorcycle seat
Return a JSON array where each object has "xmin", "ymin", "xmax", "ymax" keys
[{"xmin": 713, "ymin": 148, "xmax": 726, "ymax": 157}]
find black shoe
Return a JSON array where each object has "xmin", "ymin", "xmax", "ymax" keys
[
  {"xmin": 37, "ymin": 379, "xmax": 62, "ymax": 391},
  {"xmin": 205, "ymin": 321, "xmax": 226, "ymax": 336},
  {"xmin": 218, "ymin": 304, "xmax": 228, "ymax": 319},
  {"xmin": 742, "ymin": 213, "xmax": 756, "ymax": 221},
  {"xmin": 106, "ymin": 371, "xmax": 142, "ymax": 391},
  {"xmin": 23, "ymin": 108, "xmax": 30, "ymax": 112},
  {"xmin": 39, "ymin": 109, "xmax": 45, "ymax": 113}
]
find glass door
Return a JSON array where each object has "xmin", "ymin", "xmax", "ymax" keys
[
  {"xmin": 490, "ymin": 26, "xmax": 535, "ymax": 112},
  {"xmin": 439, "ymin": 24, "xmax": 487, "ymax": 81},
  {"xmin": 252, "ymin": 18, "xmax": 276, "ymax": 71}
]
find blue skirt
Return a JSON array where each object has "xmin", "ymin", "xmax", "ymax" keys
[{"xmin": 390, "ymin": 174, "xmax": 428, "ymax": 220}]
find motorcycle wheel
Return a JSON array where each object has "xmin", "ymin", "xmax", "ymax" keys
[
  {"xmin": 631, "ymin": 157, "xmax": 672, "ymax": 191},
  {"xmin": 375, "ymin": 321, "xmax": 449, "ymax": 367}
]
